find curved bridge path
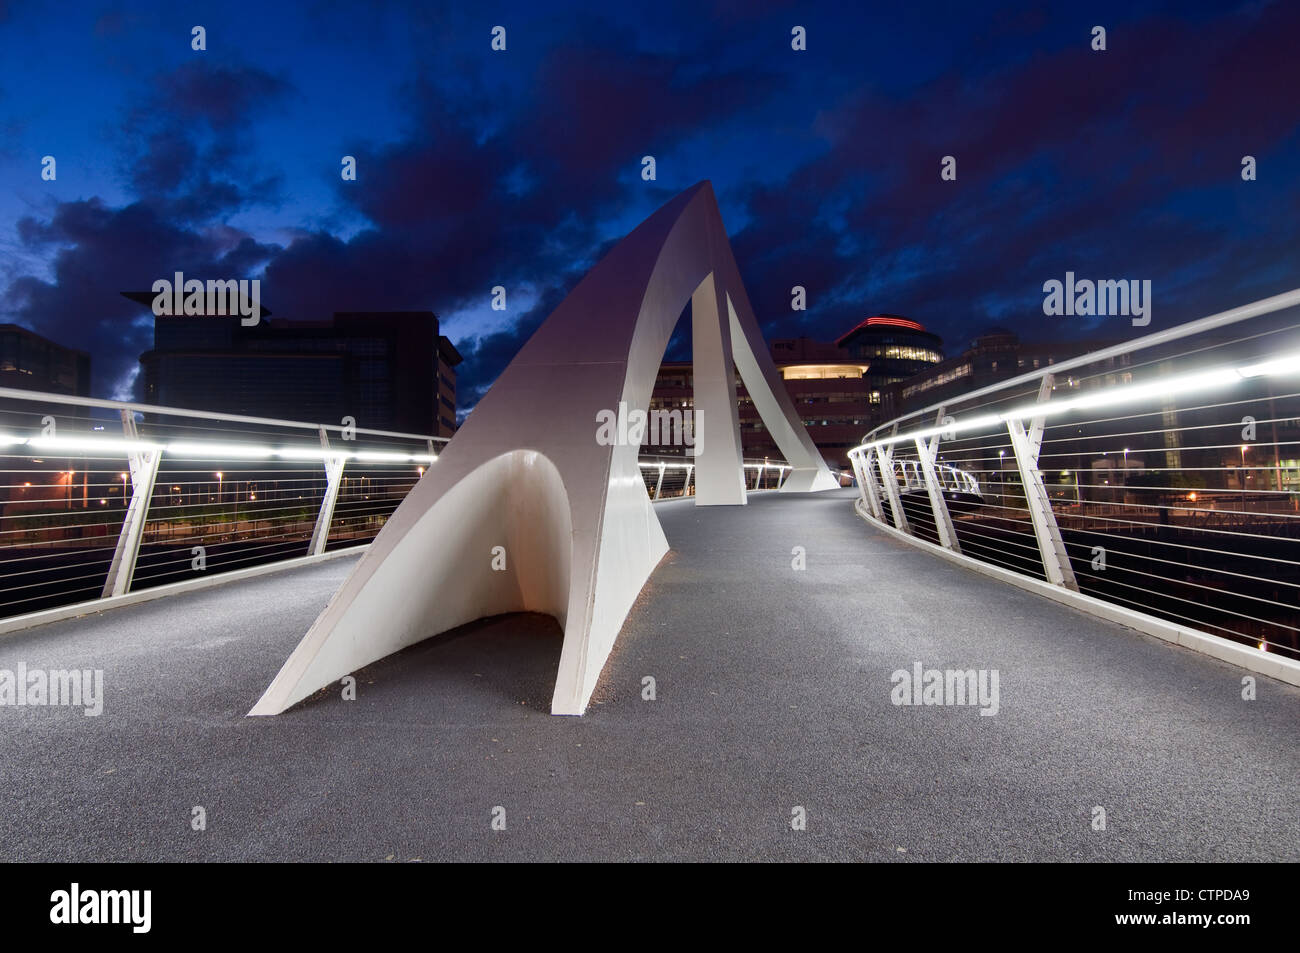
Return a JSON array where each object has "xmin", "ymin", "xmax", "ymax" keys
[{"xmin": 1, "ymin": 489, "xmax": 1296, "ymax": 861}]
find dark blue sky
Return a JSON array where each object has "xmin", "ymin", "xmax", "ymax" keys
[{"xmin": 2, "ymin": 0, "xmax": 1298, "ymax": 411}]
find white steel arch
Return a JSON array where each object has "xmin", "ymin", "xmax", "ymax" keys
[{"xmin": 249, "ymin": 181, "xmax": 837, "ymax": 717}]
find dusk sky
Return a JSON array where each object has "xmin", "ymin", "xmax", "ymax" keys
[{"xmin": 2, "ymin": 0, "xmax": 1297, "ymax": 411}]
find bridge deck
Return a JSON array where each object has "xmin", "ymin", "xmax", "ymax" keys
[{"xmin": 1, "ymin": 489, "xmax": 1296, "ymax": 861}]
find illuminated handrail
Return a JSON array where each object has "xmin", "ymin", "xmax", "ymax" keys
[
  {"xmin": 0, "ymin": 389, "xmax": 792, "ymax": 622},
  {"xmin": 636, "ymin": 454, "xmax": 793, "ymax": 499},
  {"xmin": 848, "ymin": 289, "xmax": 1300, "ymax": 664},
  {"xmin": 0, "ymin": 387, "xmax": 450, "ymax": 621}
]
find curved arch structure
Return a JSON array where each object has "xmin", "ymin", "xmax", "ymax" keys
[{"xmin": 249, "ymin": 181, "xmax": 837, "ymax": 717}]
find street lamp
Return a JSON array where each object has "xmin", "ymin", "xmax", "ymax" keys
[
  {"xmin": 216, "ymin": 471, "xmax": 223, "ymax": 503},
  {"xmin": 119, "ymin": 472, "xmax": 128, "ymax": 508}
]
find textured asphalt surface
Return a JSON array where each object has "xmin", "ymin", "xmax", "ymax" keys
[{"xmin": 1, "ymin": 488, "xmax": 1297, "ymax": 862}]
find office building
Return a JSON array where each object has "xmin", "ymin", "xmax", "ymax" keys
[
  {"xmin": 0, "ymin": 324, "xmax": 91, "ymax": 397},
  {"xmin": 138, "ymin": 311, "xmax": 461, "ymax": 437},
  {"xmin": 649, "ymin": 316, "xmax": 943, "ymax": 467}
]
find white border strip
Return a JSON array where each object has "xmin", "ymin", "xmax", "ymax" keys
[
  {"xmin": 853, "ymin": 499, "xmax": 1300, "ymax": 687},
  {"xmin": 0, "ymin": 545, "xmax": 367, "ymax": 638}
]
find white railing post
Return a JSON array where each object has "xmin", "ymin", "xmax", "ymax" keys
[
  {"xmin": 915, "ymin": 408, "xmax": 961, "ymax": 553},
  {"xmin": 875, "ymin": 444, "xmax": 910, "ymax": 533},
  {"xmin": 309, "ymin": 426, "xmax": 348, "ymax": 556},
  {"xmin": 681, "ymin": 464, "xmax": 694, "ymax": 497},
  {"xmin": 102, "ymin": 410, "xmax": 161, "ymax": 597},
  {"xmin": 849, "ymin": 452, "xmax": 867, "ymax": 511},
  {"xmin": 852, "ymin": 450, "xmax": 885, "ymax": 522},
  {"xmin": 653, "ymin": 463, "xmax": 666, "ymax": 500},
  {"xmin": 1005, "ymin": 374, "xmax": 1078, "ymax": 590},
  {"xmin": 862, "ymin": 454, "xmax": 884, "ymax": 521}
]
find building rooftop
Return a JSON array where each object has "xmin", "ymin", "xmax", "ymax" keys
[{"xmin": 835, "ymin": 314, "xmax": 931, "ymax": 346}]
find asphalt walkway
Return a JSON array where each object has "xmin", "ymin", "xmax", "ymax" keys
[{"xmin": 1, "ymin": 489, "xmax": 1296, "ymax": 861}]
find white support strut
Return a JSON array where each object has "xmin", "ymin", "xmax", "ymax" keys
[
  {"xmin": 102, "ymin": 410, "xmax": 161, "ymax": 598},
  {"xmin": 309, "ymin": 427, "xmax": 347, "ymax": 557},
  {"xmin": 1005, "ymin": 375, "xmax": 1079, "ymax": 590},
  {"xmin": 875, "ymin": 444, "xmax": 910, "ymax": 534},
  {"xmin": 915, "ymin": 418, "xmax": 961, "ymax": 554}
]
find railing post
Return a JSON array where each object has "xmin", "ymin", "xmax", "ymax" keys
[
  {"xmin": 862, "ymin": 454, "xmax": 884, "ymax": 521},
  {"xmin": 309, "ymin": 426, "xmax": 348, "ymax": 557},
  {"xmin": 914, "ymin": 408, "xmax": 961, "ymax": 552},
  {"xmin": 681, "ymin": 464, "xmax": 694, "ymax": 497},
  {"xmin": 849, "ymin": 452, "xmax": 866, "ymax": 511},
  {"xmin": 852, "ymin": 450, "xmax": 885, "ymax": 522},
  {"xmin": 653, "ymin": 463, "xmax": 666, "ymax": 500},
  {"xmin": 875, "ymin": 444, "xmax": 910, "ymax": 533},
  {"xmin": 102, "ymin": 410, "xmax": 161, "ymax": 597},
  {"xmin": 1005, "ymin": 374, "xmax": 1078, "ymax": 590}
]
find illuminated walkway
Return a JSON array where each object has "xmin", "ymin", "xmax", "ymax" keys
[{"xmin": 1, "ymin": 490, "xmax": 1296, "ymax": 861}]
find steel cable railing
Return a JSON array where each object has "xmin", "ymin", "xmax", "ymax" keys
[
  {"xmin": 848, "ymin": 288, "xmax": 1300, "ymax": 663},
  {"xmin": 0, "ymin": 388, "xmax": 446, "ymax": 622},
  {"xmin": 636, "ymin": 455, "xmax": 793, "ymax": 499},
  {"xmin": 0, "ymin": 389, "xmax": 792, "ymax": 624}
]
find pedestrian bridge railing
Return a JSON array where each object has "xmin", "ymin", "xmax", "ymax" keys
[
  {"xmin": 892, "ymin": 459, "xmax": 983, "ymax": 498},
  {"xmin": 0, "ymin": 388, "xmax": 448, "ymax": 623},
  {"xmin": 848, "ymin": 288, "xmax": 1300, "ymax": 665},
  {"xmin": 0, "ymin": 388, "xmax": 791, "ymax": 625},
  {"xmin": 637, "ymin": 455, "xmax": 794, "ymax": 499}
]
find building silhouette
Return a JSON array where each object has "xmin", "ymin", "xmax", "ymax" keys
[
  {"xmin": 0, "ymin": 324, "xmax": 91, "ymax": 397},
  {"xmin": 138, "ymin": 310, "xmax": 461, "ymax": 437},
  {"xmin": 649, "ymin": 315, "xmax": 944, "ymax": 467},
  {"xmin": 835, "ymin": 314, "xmax": 944, "ymax": 404},
  {"xmin": 881, "ymin": 326, "xmax": 1120, "ymax": 420}
]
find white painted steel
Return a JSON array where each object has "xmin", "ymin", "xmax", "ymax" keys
[
  {"xmin": 101, "ymin": 411, "xmax": 161, "ymax": 597},
  {"xmin": 250, "ymin": 181, "xmax": 837, "ymax": 717}
]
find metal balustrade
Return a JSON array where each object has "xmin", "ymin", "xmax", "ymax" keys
[
  {"xmin": 0, "ymin": 387, "xmax": 446, "ymax": 622},
  {"xmin": 849, "ymin": 288, "xmax": 1300, "ymax": 663},
  {"xmin": 637, "ymin": 455, "xmax": 793, "ymax": 499},
  {"xmin": 893, "ymin": 458, "xmax": 982, "ymax": 497},
  {"xmin": 0, "ymin": 388, "xmax": 794, "ymax": 624}
]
